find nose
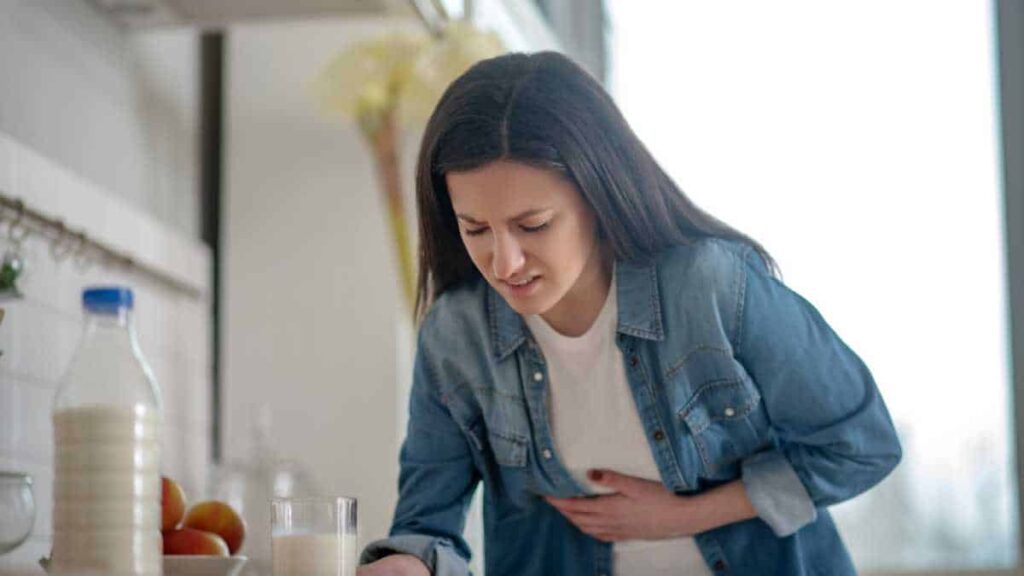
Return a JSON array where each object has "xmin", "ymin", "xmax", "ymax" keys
[{"xmin": 492, "ymin": 232, "xmax": 526, "ymax": 281}]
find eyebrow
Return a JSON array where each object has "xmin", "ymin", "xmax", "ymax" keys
[{"xmin": 455, "ymin": 208, "xmax": 552, "ymax": 225}]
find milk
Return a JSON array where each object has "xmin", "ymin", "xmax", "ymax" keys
[
  {"xmin": 272, "ymin": 533, "xmax": 358, "ymax": 576},
  {"xmin": 51, "ymin": 405, "xmax": 161, "ymax": 576}
]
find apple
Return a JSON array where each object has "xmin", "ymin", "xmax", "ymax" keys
[
  {"xmin": 162, "ymin": 527, "xmax": 229, "ymax": 556},
  {"xmin": 183, "ymin": 500, "xmax": 246, "ymax": 555},
  {"xmin": 161, "ymin": 476, "xmax": 187, "ymax": 531}
]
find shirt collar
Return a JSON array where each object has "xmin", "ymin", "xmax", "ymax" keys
[{"xmin": 488, "ymin": 259, "xmax": 664, "ymax": 361}]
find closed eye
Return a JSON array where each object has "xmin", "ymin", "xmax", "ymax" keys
[{"xmin": 462, "ymin": 221, "xmax": 549, "ymax": 236}]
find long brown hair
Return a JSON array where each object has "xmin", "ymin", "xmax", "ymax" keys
[{"xmin": 415, "ymin": 51, "xmax": 776, "ymax": 320}]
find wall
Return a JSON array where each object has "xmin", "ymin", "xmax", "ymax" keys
[
  {"xmin": 533, "ymin": 0, "xmax": 606, "ymax": 81},
  {"xmin": 222, "ymin": 9, "xmax": 558, "ymax": 570},
  {"xmin": 222, "ymin": 16, "xmax": 421, "ymax": 551},
  {"xmin": 0, "ymin": 1, "xmax": 208, "ymax": 573},
  {"xmin": 0, "ymin": 0, "xmax": 200, "ymax": 238}
]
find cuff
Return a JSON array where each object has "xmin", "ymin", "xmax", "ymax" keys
[
  {"xmin": 360, "ymin": 534, "xmax": 470, "ymax": 576},
  {"xmin": 741, "ymin": 450, "xmax": 817, "ymax": 537}
]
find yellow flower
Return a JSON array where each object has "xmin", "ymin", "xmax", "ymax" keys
[
  {"xmin": 311, "ymin": 21, "xmax": 506, "ymax": 315},
  {"xmin": 401, "ymin": 21, "xmax": 506, "ymax": 122},
  {"xmin": 313, "ymin": 21, "xmax": 506, "ymax": 130},
  {"xmin": 313, "ymin": 32, "xmax": 429, "ymax": 125}
]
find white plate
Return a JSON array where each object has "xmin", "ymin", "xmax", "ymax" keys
[{"xmin": 163, "ymin": 555, "xmax": 248, "ymax": 576}]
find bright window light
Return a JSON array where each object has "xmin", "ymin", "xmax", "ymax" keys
[{"xmin": 608, "ymin": 0, "xmax": 1016, "ymax": 571}]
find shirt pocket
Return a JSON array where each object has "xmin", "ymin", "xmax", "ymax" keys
[
  {"xmin": 448, "ymin": 379, "xmax": 532, "ymax": 469},
  {"xmin": 463, "ymin": 416, "xmax": 536, "ymax": 509},
  {"xmin": 673, "ymin": 352, "xmax": 766, "ymax": 477},
  {"xmin": 488, "ymin": 429, "xmax": 529, "ymax": 468}
]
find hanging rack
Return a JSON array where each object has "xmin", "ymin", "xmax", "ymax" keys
[{"xmin": 0, "ymin": 191, "xmax": 203, "ymax": 300}]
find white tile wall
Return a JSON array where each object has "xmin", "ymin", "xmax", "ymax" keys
[
  {"xmin": 0, "ymin": 0, "xmax": 200, "ymax": 239},
  {"xmin": 0, "ymin": 133, "xmax": 212, "ymax": 573}
]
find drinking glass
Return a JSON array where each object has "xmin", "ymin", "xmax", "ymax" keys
[
  {"xmin": 271, "ymin": 497, "xmax": 357, "ymax": 576},
  {"xmin": 0, "ymin": 471, "xmax": 35, "ymax": 555}
]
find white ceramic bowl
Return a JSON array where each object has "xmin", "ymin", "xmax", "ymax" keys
[
  {"xmin": 163, "ymin": 555, "xmax": 248, "ymax": 576},
  {"xmin": 42, "ymin": 555, "xmax": 247, "ymax": 576}
]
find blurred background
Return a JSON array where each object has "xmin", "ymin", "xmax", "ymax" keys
[{"xmin": 0, "ymin": 0, "xmax": 1022, "ymax": 575}]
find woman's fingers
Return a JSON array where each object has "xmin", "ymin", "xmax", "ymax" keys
[
  {"xmin": 545, "ymin": 494, "xmax": 627, "ymax": 516},
  {"xmin": 545, "ymin": 496, "xmax": 601, "ymax": 515},
  {"xmin": 545, "ymin": 497, "xmax": 625, "ymax": 540},
  {"xmin": 556, "ymin": 509, "xmax": 626, "ymax": 542},
  {"xmin": 586, "ymin": 529, "xmax": 624, "ymax": 543},
  {"xmin": 546, "ymin": 493, "xmax": 652, "ymax": 543}
]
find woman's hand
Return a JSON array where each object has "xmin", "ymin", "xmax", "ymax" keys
[
  {"xmin": 544, "ymin": 470, "xmax": 757, "ymax": 543},
  {"xmin": 357, "ymin": 554, "xmax": 431, "ymax": 576}
]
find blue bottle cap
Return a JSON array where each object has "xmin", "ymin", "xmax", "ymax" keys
[{"xmin": 82, "ymin": 286, "xmax": 134, "ymax": 312}]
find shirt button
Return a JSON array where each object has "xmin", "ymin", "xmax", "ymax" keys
[
  {"xmin": 724, "ymin": 407, "xmax": 736, "ymax": 417},
  {"xmin": 653, "ymin": 429, "xmax": 666, "ymax": 441},
  {"xmin": 712, "ymin": 559, "xmax": 726, "ymax": 571},
  {"xmin": 533, "ymin": 371, "xmax": 544, "ymax": 382},
  {"xmin": 542, "ymin": 449, "xmax": 553, "ymax": 460},
  {"xmin": 629, "ymin": 355, "xmax": 639, "ymax": 367}
]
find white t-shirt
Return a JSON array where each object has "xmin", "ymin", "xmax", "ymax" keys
[{"xmin": 524, "ymin": 277, "xmax": 712, "ymax": 576}]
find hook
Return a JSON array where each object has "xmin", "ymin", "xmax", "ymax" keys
[
  {"xmin": 7, "ymin": 200, "xmax": 30, "ymax": 245},
  {"xmin": 49, "ymin": 221, "xmax": 75, "ymax": 261},
  {"xmin": 71, "ymin": 231, "xmax": 93, "ymax": 272}
]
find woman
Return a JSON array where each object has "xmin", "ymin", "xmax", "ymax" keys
[{"xmin": 357, "ymin": 51, "xmax": 901, "ymax": 576}]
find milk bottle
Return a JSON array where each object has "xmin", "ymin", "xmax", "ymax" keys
[{"xmin": 51, "ymin": 287, "xmax": 162, "ymax": 576}]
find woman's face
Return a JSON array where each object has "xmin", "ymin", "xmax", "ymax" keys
[{"xmin": 446, "ymin": 160, "xmax": 604, "ymax": 319}]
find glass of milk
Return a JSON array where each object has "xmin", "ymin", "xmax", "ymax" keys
[{"xmin": 271, "ymin": 496, "xmax": 357, "ymax": 576}]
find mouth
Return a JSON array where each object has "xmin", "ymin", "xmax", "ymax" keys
[{"xmin": 500, "ymin": 275, "xmax": 541, "ymax": 296}]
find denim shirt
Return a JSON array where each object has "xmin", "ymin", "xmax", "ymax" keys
[{"xmin": 361, "ymin": 238, "xmax": 902, "ymax": 576}]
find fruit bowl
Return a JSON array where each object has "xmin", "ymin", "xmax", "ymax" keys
[{"xmin": 164, "ymin": 555, "xmax": 247, "ymax": 576}]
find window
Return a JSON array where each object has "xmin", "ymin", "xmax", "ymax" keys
[{"xmin": 608, "ymin": 1, "xmax": 1017, "ymax": 571}]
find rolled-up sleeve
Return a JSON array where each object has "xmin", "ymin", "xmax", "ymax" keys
[
  {"xmin": 360, "ymin": 337, "xmax": 480, "ymax": 574},
  {"xmin": 734, "ymin": 246, "xmax": 902, "ymax": 537}
]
